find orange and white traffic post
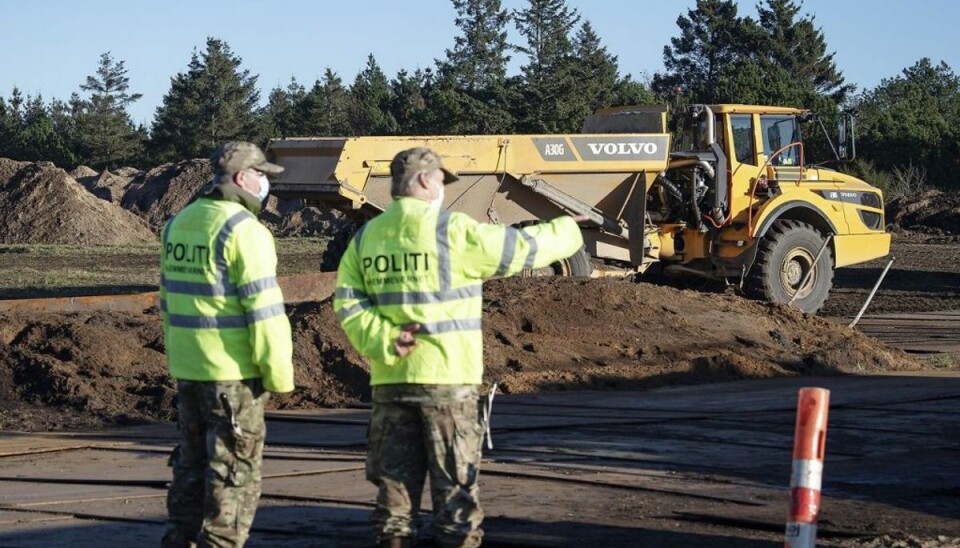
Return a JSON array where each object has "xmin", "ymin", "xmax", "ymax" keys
[{"xmin": 785, "ymin": 387, "xmax": 830, "ymax": 548}]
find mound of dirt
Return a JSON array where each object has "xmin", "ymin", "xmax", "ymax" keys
[
  {"xmin": 887, "ymin": 190, "xmax": 960, "ymax": 235},
  {"xmin": 261, "ymin": 198, "xmax": 346, "ymax": 237},
  {"xmin": 121, "ymin": 159, "xmax": 212, "ymax": 233},
  {"xmin": 118, "ymin": 159, "xmax": 342, "ymax": 238},
  {"xmin": 69, "ymin": 165, "xmax": 98, "ymax": 179},
  {"xmin": 0, "ymin": 158, "xmax": 157, "ymax": 245},
  {"xmin": 482, "ymin": 278, "xmax": 920, "ymax": 392},
  {"xmin": 81, "ymin": 169, "xmax": 140, "ymax": 204},
  {"xmin": 0, "ymin": 277, "xmax": 923, "ymax": 432},
  {"xmin": 0, "ymin": 311, "xmax": 172, "ymax": 431}
]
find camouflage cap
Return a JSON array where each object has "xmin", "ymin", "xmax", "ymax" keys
[
  {"xmin": 390, "ymin": 147, "xmax": 459, "ymax": 186},
  {"xmin": 211, "ymin": 141, "xmax": 284, "ymax": 177}
]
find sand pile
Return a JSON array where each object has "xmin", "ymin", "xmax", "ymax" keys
[
  {"xmin": 69, "ymin": 165, "xmax": 98, "ymax": 180},
  {"xmin": 0, "ymin": 158, "xmax": 156, "ymax": 245},
  {"xmin": 0, "ymin": 277, "xmax": 922, "ymax": 432}
]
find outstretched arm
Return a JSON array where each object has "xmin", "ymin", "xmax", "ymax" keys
[{"xmin": 460, "ymin": 214, "xmax": 586, "ymax": 280}]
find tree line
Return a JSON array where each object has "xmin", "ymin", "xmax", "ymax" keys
[{"xmin": 0, "ymin": 0, "xmax": 957, "ymax": 192}]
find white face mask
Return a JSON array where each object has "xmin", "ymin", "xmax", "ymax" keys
[
  {"xmin": 257, "ymin": 174, "xmax": 270, "ymax": 202},
  {"xmin": 430, "ymin": 182, "xmax": 444, "ymax": 209}
]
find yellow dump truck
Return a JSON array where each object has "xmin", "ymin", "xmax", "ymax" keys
[{"xmin": 267, "ymin": 104, "xmax": 890, "ymax": 314}]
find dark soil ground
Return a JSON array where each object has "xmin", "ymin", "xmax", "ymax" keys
[{"xmin": 0, "ymin": 274, "xmax": 926, "ymax": 432}]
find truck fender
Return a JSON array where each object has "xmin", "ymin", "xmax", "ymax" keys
[{"xmin": 752, "ymin": 201, "xmax": 837, "ymax": 240}]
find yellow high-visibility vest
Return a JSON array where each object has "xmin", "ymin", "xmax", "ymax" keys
[
  {"xmin": 334, "ymin": 197, "xmax": 583, "ymax": 385},
  {"xmin": 160, "ymin": 193, "xmax": 294, "ymax": 393}
]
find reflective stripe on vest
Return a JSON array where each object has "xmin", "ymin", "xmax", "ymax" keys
[
  {"xmin": 166, "ymin": 302, "xmax": 286, "ymax": 328},
  {"xmin": 336, "ymin": 285, "xmax": 482, "ymax": 307},
  {"xmin": 419, "ymin": 318, "xmax": 482, "ymax": 334},
  {"xmin": 436, "ymin": 210, "xmax": 452, "ymax": 291},
  {"xmin": 519, "ymin": 228, "xmax": 538, "ymax": 270},
  {"xmin": 336, "ymin": 298, "xmax": 373, "ymax": 321},
  {"xmin": 493, "ymin": 225, "xmax": 537, "ymax": 274},
  {"xmin": 495, "ymin": 227, "xmax": 518, "ymax": 276}
]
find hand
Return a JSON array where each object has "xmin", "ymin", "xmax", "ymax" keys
[
  {"xmin": 394, "ymin": 323, "xmax": 420, "ymax": 357},
  {"xmin": 571, "ymin": 214, "xmax": 591, "ymax": 223}
]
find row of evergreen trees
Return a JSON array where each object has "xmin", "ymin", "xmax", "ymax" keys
[{"xmin": 1, "ymin": 0, "xmax": 957, "ymax": 190}]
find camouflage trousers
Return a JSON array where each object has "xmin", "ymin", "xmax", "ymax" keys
[
  {"xmin": 367, "ymin": 384, "xmax": 485, "ymax": 548},
  {"xmin": 161, "ymin": 378, "xmax": 269, "ymax": 548}
]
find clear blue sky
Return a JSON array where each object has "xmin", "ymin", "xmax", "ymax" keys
[{"xmin": 1, "ymin": 0, "xmax": 957, "ymax": 126}]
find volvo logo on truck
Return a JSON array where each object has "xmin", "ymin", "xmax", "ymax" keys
[
  {"xmin": 571, "ymin": 135, "xmax": 669, "ymax": 161},
  {"xmin": 586, "ymin": 142, "xmax": 659, "ymax": 155}
]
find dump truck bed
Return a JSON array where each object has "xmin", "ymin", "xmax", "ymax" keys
[
  {"xmin": 269, "ymin": 133, "xmax": 671, "ymax": 265},
  {"xmin": 271, "ymin": 134, "xmax": 666, "ymax": 217}
]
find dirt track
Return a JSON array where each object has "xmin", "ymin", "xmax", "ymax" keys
[{"xmin": 824, "ymin": 232, "xmax": 960, "ymax": 316}]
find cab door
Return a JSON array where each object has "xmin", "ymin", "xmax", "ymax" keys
[
  {"xmin": 758, "ymin": 114, "xmax": 849, "ymax": 233},
  {"xmin": 725, "ymin": 113, "xmax": 761, "ymax": 225}
]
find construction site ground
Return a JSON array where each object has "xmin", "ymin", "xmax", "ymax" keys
[
  {"xmin": 0, "ymin": 156, "xmax": 958, "ymax": 547},
  {"xmin": 1, "ymin": 232, "xmax": 958, "ymax": 547}
]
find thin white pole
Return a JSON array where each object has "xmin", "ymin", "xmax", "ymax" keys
[{"xmin": 849, "ymin": 258, "xmax": 895, "ymax": 328}]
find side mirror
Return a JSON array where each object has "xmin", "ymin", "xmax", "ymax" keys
[{"xmin": 837, "ymin": 113, "xmax": 856, "ymax": 161}]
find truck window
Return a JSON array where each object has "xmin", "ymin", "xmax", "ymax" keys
[
  {"xmin": 731, "ymin": 114, "xmax": 755, "ymax": 164},
  {"xmin": 760, "ymin": 115, "xmax": 800, "ymax": 166}
]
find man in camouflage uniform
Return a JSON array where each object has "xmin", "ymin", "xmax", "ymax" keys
[
  {"xmin": 334, "ymin": 147, "xmax": 584, "ymax": 547},
  {"xmin": 160, "ymin": 142, "xmax": 295, "ymax": 547}
]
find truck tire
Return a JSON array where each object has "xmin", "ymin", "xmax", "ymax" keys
[
  {"xmin": 746, "ymin": 220, "xmax": 833, "ymax": 314},
  {"xmin": 521, "ymin": 246, "xmax": 593, "ymax": 277},
  {"xmin": 515, "ymin": 221, "xmax": 592, "ymax": 277},
  {"xmin": 320, "ymin": 224, "xmax": 356, "ymax": 272}
]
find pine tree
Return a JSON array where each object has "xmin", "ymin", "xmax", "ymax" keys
[
  {"xmin": 301, "ymin": 69, "xmax": 352, "ymax": 136},
  {"xmin": 0, "ymin": 88, "xmax": 25, "ymax": 159},
  {"xmin": 444, "ymin": 0, "xmax": 511, "ymax": 93},
  {"xmin": 390, "ymin": 69, "xmax": 431, "ymax": 134},
  {"xmin": 612, "ymin": 77, "xmax": 657, "ymax": 107},
  {"xmin": 755, "ymin": 0, "xmax": 852, "ymax": 104},
  {"xmin": 0, "ymin": 95, "xmax": 12, "ymax": 158},
  {"xmin": 348, "ymin": 55, "xmax": 398, "ymax": 136},
  {"xmin": 430, "ymin": 0, "xmax": 514, "ymax": 134},
  {"xmin": 567, "ymin": 21, "xmax": 653, "ymax": 124},
  {"xmin": 149, "ymin": 38, "xmax": 260, "ymax": 162},
  {"xmin": 652, "ymin": 0, "xmax": 748, "ymax": 104},
  {"xmin": 11, "ymin": 93, "xmax": 77, "ymax": 166},
  {"xmin": 513, "ymin": 0, "xmax": 582, "ymax": 133},
  {"xmin": 76, "ymin": 52, "xmax": 144, "ymax": 169},
  {"xmin": 49, "ymin": 94, "xmax": 84, "ymax": 163},
  {"xmin": 261, "ymin": 78, "xmax": 306, "ymax": 139}
]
